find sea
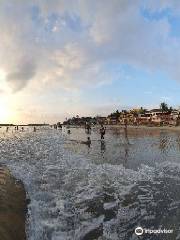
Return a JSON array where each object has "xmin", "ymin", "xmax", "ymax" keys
[{"xmin": 0, "ymin": 126, "xmax": 180, "ymax": 240}]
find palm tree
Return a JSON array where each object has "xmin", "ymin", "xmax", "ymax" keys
[{"xmin": 160, "ymin": 102, "xmax": 168, "ymax": 113}]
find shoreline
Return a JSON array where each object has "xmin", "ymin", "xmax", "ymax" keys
[
  {"xmin": 0, "ymin": 165, "xmax": 27, "ymax": 240},
  {"xmin": 67, "ymin": 124, "xmax": 180, "ymax": 131},
  {"xmin": 105, "ymin": 124, "xmax": 180, "ymax": 131}
]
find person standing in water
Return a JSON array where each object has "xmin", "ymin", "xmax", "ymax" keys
[
  {"xmin": 86, "ymin": 136, "xmax": 91, "ymax": 147},
  {"xmin": 100, "ymin": 125, "xmax": 106, "ymax": 140},
  {"xmin": 87, "ymin": 123, "xmax": 91, "ymax": 134},
  {"xmin": 124, "ymin": 118, "xmax": 129, "ymax": 144},
  {"xmin": 33, "ymin": 127, "xmax": 36, "ymax": 132}
]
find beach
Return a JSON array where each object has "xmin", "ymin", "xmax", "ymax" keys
[{"xmin": 0, "ymin": 165, "xmax": 27, "ymax": 240}]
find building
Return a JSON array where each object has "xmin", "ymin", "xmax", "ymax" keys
[
  {"xmin": 119, "ymin": 112, "xmax": 135, "ymax": 125},
  {"xmin": 107, "ymin": 116, "xmax": 119, "ymax": 125},
  {"xmin": 138, "ymin": 112, "xmax": 152, "ymax": 124},
  {"xmin": 149, "ymin": 109, "xmax": 171, "ymax": 125}
]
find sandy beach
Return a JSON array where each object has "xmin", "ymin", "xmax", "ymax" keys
[{"xmin": 0, "ymin": 165, "xmax": 27, "ymax": 240}]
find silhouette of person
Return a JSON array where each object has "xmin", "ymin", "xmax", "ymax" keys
[
  {"xmin": 86, "ymin": 136, "xmax": 91, "ymax": 147},
  {"xmin": 100, "ymin": 125, "xmax": 106, "ymax": 139},
  {"xmin": 85, "ymin": 123, "xmax": 91, "ymax": 134}
]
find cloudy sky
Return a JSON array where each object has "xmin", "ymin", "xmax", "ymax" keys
[{"xmin": 1, "ymin": 0, "xmax": 180, "ymax": 123}]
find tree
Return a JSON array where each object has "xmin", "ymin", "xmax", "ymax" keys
[
  {"xmin": 160, "ymin": 102, "xmax": 169, "ymax": 113},
  {"xmin": 115, "ymin": 110, "xmax": 120, "ymax": 118},
  {"xmin": 169, "ymin": 106, "xmax": 173, "ymax": 113},
  {"xmin": 139, "ymin": 107, "xmax": 146, "ymax": 114},
  {"xmin": 108, "ymin": 110, "xmax": 121, "ymax": 119}
]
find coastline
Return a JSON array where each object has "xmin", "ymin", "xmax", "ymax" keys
[
  {"xmin": 104, "ymin": 124, "xmax": 180, "ymax": 131},
  {"xmin": 68, "ymin": 124, "xmax": 180, "ymax": 132},
  {"xmin": 0, "ymin": 165, "xmax": 27, "ymax": 240}
]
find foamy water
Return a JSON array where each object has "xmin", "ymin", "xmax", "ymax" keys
[{"xmin": 0, "ymin": 126, "xmax": 180, "ymax": 239}]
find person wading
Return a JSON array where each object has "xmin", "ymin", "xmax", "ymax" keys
[
  {"xmin": 100, "ymin": 125, "xmax": 106, "ymax": 140},
  {"xmin": 85, "ymin": 122, "xmax": 91, "ymax": 134}
]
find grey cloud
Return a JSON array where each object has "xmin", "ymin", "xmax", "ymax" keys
[
  {"xmin": 0, "ymin": 0, "xmax": 180, "ymax": 92},
  {"xmin": 6, "ymin": 60, "xmax": 36, "ymax": 92}
]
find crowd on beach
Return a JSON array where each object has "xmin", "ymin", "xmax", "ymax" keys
[
  {"xmin": 3, "ymin": 121, "xmax": 130, "ymax": 149},
  {"xmin": 60, "ymin": 122, "xmax": 107, "ymax": 146},
  {"xmin": 65, "ymin": 121, "xmax": 129, "ymax": 147}
]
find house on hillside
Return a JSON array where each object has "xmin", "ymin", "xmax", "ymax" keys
[
  {"xmin": 171, "ymin": 110, "xmax": 179, "ymax": 119},
  {"xmin": 169, "ymin": 110, "xmax": 180, "ymax": 125},
  {"xmin": 119, "ymin": 112, "xmax": 134, "ymax": 125},
  {"xmin": 149, "ymin": 109, "xmax": 171, "ymax": 125},
  {"xmin": 138, "ymin": 112, "xmax": 152, "ymax": 125}
]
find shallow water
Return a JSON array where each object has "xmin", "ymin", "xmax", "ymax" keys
[{"xmin": 0, "ymin": 126, "xmax": 180, "ymax": 239}]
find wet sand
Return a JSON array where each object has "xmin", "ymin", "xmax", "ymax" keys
[{"xmin": 0, "ymin": 166, "xmax": 27, "ymax": 240}]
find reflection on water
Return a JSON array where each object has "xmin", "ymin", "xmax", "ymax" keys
[
  {"xmin": 100, "ymin": 141, "xmax": 106, "ymax": 156},
  {"xmin": 1, "ymin": 126, "xmax": 180, "ymax": 239}
]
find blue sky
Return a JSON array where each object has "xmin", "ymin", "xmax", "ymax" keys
[{"xmin": 1, "ymin": 0, "xmax": 180, "ymax": 123}]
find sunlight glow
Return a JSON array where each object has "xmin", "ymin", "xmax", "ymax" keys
[{"xmin": 0, "ymin": 99, "xmax": 10, "ymax": 123}]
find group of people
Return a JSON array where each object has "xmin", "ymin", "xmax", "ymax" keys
[
  {"xmin": 81, "ymin": 123, "xmax": 106, "ymax": 147},
  {"xmin": 5, "ymin": 126, "xmax": 37, "ymax": 132},
  {"xmin": 66, "ymin": 123, "xmax": 106, "ymax": 147},
  {"xmin": 85, "ymin": 122, "xmax": 106, "ymax": 140}
]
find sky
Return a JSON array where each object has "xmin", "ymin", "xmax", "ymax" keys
[{"xmin": 1, "ymin": 0, "xmax": 180, "ymax": 123}]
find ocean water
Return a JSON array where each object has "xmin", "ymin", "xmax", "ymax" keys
[{"xmin": 0, "ymin": 126, "xmax": 180, "ymax": 240}]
